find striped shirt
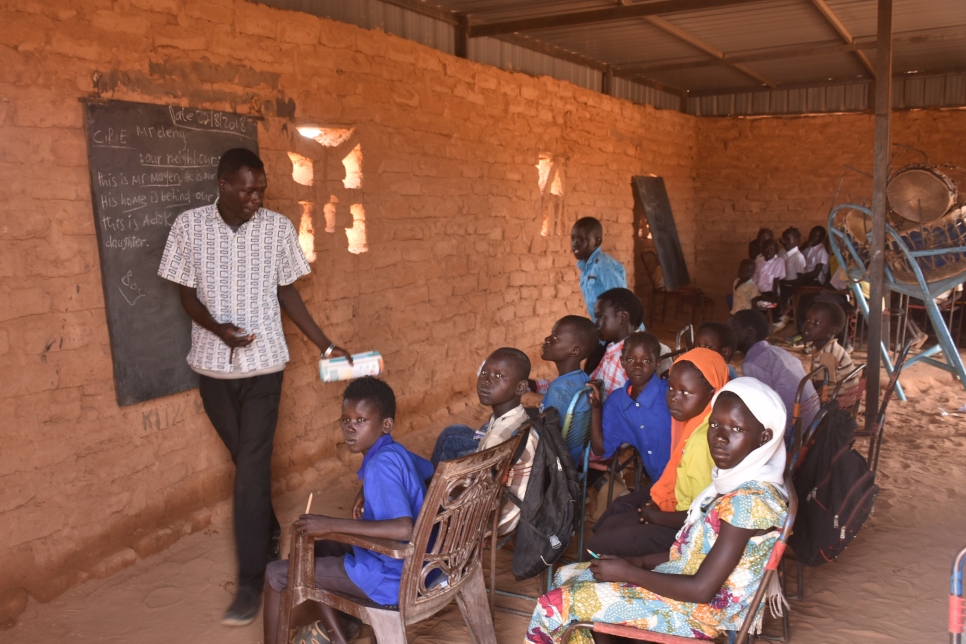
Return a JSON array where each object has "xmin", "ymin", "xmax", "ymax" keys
[{"xmin": 158, "ymin": 202, "xmax": 310, "ymax": 374}]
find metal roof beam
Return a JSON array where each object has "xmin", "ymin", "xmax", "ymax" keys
[
  {"xmin": 807, "ymin": 0, "xmax": 876, "ymax": 77},
  {"xmin": 623, "ymin": 27, "xmax": 966, "ymax": 75},
  {"xmin": 643, "ymin": 15, "xmax": 776, "ymax": 88},
  {"xmin": 467, "ymin": 0, "xmax": 764, "ymax": 38},
  {"xmin": 378, "ymin": 0, "xmax": 461, "ymax": 25}
]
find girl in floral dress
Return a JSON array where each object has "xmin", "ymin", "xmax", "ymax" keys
[{"xmin": 526, "ymin": 378, "xmax": 789, "ymax": 643}]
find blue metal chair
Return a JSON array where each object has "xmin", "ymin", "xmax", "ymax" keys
[
  {"xmin": 829, "ymin": 203, "xmax": 966, "ymax": 395},
  {"xmin": 950, "ymin": 545, "xmax": 966, "ymax": 644}
]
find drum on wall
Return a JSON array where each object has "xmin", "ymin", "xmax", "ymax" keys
[{"xmin": 886, "ymin": 164, "xmax": 957, "ymax": 223}]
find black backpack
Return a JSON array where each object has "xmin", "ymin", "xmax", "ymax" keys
[
  {"xmin": 789, "ymin": 405, "xmax": 879, "ymax": 567},
  {"xmin": 504, "ymin": 407, "xmax": 582, "ymax": 581}
]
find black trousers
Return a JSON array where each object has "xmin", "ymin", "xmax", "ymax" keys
[
  {"xmin": 586, "ymin": 488, "xmax": 679, "ymax": 557},
  {"xmin": 200, "ymin": 371, "xmax": 284, "ymax": 590}
]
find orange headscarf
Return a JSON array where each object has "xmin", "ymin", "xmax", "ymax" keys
[{"xmin": 649, "ymin": 347, "xmax": 729, "ymax": 512}]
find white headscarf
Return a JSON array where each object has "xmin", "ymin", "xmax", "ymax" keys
[{"xmin": 685, "ymin": 377, "xmax": 788, "ymax": 525}]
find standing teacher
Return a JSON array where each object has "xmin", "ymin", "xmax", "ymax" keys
[{"xmin": 158, "ymin": 148, "xmax": 351, "ymax": 626}]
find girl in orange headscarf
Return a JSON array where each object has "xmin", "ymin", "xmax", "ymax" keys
[{"xmin": 586, "ymin": 348, "xmax": 729, "ymax": 558}]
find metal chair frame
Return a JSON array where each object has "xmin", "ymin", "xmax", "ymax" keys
[
  {"xmin": 277, "ymin": 437, "xmax": 521, "ymax": 644},
  {"xmin": 829, "ymin": 203, "xmax": 966, "ymax": 396},
  {"xmin": 951, "ymin": 544, "xmax": 966, "ymax": 644}
]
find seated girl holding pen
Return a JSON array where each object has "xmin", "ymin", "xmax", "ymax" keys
[{"xmin": 526, "ymin": 378, "xmax": 789, "ymax": 643}]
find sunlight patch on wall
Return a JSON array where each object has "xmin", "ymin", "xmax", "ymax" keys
[
  {"xmin": 298, "ymin": 200, "xmax": 316, "ymax": 262},
  {"xmin": 287, "ymin": 152, "xmax": 314, "ymax": 186},
  {"xmin": 346, "ymin": 204, "xmax": 367, "ymax": 254},
  {"xmin": 342, "ymin": 144, "xmax": 363, "ymax": 190}
]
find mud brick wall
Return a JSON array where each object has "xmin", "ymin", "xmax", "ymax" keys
[
  {"xmin": 0, "ymin": 0, "xmax": 700, "ymax": 622},
  {"xmin": 693, "ymin": 110, "xmax": 966, "ymax": 299}
]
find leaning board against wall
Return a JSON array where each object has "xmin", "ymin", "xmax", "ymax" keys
[{"xmin": 83, "ymin": 99, "xmax": 259, "ymax": 406}]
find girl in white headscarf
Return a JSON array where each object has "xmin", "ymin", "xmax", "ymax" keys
[{"xmin": 525, "ymin": 378, "xmax": 788, "ymax": 643}]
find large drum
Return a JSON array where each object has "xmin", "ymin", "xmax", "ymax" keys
[{"xmin": 887, "ymin": 164, "xmax": 957, "ymax": 223}]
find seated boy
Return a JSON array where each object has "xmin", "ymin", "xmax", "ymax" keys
[
  {"xmin": 694, "ymin": 321, "xmax": 739, "ymax": 381},
  {"xmin": 752, "ymin": 239, "xmax": 785, "ymax": 306},
  {"xmin": 539, "ymin": 315, "xmax": 599, "ymax": 464},
  {"xmin": 731, "ymin": 258, "xmax": 760, "ymax": 315},
  {"xmin": 591, "ymin": 288, "xmax": 672, "ymax": 396},
  {"xmin": 802, "ymin": 300, "xmax": 857, "ymax": 391},
  {"xmin": 801, "ymin": 225, "xmax": 830, "ymax": 286},
  {"xmin": 587, "ymin": 331, "xmax": 672, "ymax": 481},
  {"xmin": 263, "ymin": 377, "xmax": 434, "ymax": 644},
  {"xmin": 430, "ymin": 347, "xmax": 537, "ymax": 534}
]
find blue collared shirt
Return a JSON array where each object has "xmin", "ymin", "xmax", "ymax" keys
[
  {"xmin": 600, "ymin": 376, "xmax": 672, "ymax": 480},
  {"xmin": 344, "ymin": 434, "xmax": 434, "ymax": 605},
  {"xmin": 540, "ymin": 369, "xmax": 591, "ymax": 464},
  {"xmin": 577, "ymin": 247, "xmax": 628, "ymax": 320}
]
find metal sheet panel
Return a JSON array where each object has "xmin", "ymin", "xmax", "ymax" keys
[
  {"xmin": 610, "ymin": 77, "xmax": 683, "ymax": 111},
  {"xmin": 467, "ymin": 36, "xmax": 602, "ymax": 92},
  {"xmin": 527, "ymin": 20, "xmax": 706, "ymax": 67}
]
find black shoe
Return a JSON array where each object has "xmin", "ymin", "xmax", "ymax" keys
[{"xmin": 222, "ymin": 585, "xmax": 261, "ymax": 626}]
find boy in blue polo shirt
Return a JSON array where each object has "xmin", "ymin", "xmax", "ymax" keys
[
  {"xmin": 263, "ymin": 377, "xmax": 434, "ymax": 644},
  {"xmin": 570, "ymin": 216, "xmax": 628, "ymax": 320},
  {"xmin": 588, "ymin": 331, "xmax": 672, "ymax": 482}
]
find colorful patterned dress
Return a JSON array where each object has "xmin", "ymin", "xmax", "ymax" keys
[{"xmin": 525, "ymin": 481, "xmax": 786, "ymax": 643}]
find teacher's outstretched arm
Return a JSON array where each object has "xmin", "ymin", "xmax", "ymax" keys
[{"xmin": 277, "ymin": 283, "xmax": 352, "ymax": 363}]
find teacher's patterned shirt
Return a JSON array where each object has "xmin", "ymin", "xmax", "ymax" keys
[{"xmin": 158, "ymin": 202, "xmax": 310, "ymax": 373}]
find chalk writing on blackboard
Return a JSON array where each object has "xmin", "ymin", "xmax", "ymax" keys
[{"xmin": 83, "ymin": 99, "xmax": 259, "ymax": 407}]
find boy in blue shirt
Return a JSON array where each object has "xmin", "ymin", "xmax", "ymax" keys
[
  {"xmin": 263, "ymin": 377, "xmax": 434, "ymax": 644},
  {"xmin": 587, "ymin": 331, "xmax": 672, "ymax": 482},
  {"xmin": 538, "ymin": 315, "xmax": 599, "ymax": 463},
  {"xmin": 571, "ymin": 217, "xmax": 628, "ymax": 320}
]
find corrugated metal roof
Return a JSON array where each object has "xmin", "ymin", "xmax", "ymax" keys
[{"xmin": 254, "ymin": 0, "xmax": 966, "ymax": 115}]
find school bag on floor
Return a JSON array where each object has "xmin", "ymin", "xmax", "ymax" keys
[
  {"xmin": 505, "ymin": 407, "xmax": 581, "ymax": 581},
  {"xmin": 789, "ymin": 404, "xmax": 879, "ymax": 566}
]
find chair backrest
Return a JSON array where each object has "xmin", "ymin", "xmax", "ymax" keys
[
  {"xmin": 398, "ymin": 434, "xmax": 521, "ymax": 622},
  {"xmin": 675, "ymin": 324, "xmax": 694, "ymax": 351},
  {"xmin": 640, "ymin": 251, "xmax": 665, "ymax": 293},
  {"xmin": 950, "ymin": 544, "xmax": 966, "ymax": 642},
  {"xmin": 733, "ymin": 467, "xmax": 799, "ymax": 644},
  {"xmin": 560, "ymin": 383, "xmax": 595, "ymax": 465}
]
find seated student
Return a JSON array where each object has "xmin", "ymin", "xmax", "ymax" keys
[
  {"xmin": 587, "ymin": 332, "xmax": 672, "ymax": 481},
  {"xmin": 801, "ymin": 300, "xmax": 857, "ymax": 391},
  {"xmin": 526, "ymin": 378, "xmax": 789, "ymax": 643},
  {"xmin": 591, "ymin": 288, "xmax": 672, "ymax": 396},
  {"xmin": 429, "ymin": 347, "xmax": 536, "ymax": 534},
  {"xmin": 538, "ymin": 315, "xmax": 599, "ymax": 464},
  {"xmin": 695, "ymin": 321, "xmax": 739, "ymax": 381},
  {"xmin": 731, "ymin": 259, "xmax": 760, "ymax": 315},
  {"xmin": 586, "ymin": 348, "xmax": 728, "ymax": 558},
  {"xmin": 801, "ymin": 225, "xmax": 830, "ymax": 286},
  {"xmin": 774, "ymin": 227, "xmax": 805, "ymax": 330},
  {"xmin": 263, "ymin": 377, "xmax": 434, "ymax": 644},
  {"xmin": 729, "ymin": 309, "xmax": 819, "ymax": 450},
  {"xmin": 752, "ymin": 239, "xmax": 785, "ymax": 307},
  {"xmin": 748, "ymin": 227, "xmax": 774, "ymax": 262}
]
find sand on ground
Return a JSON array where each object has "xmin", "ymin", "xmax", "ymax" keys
[{"xmin": 7, "ymin": 352, "xmax": 966, "ymax": 643}]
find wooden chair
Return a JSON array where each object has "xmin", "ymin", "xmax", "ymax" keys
[
  {"xmin": 641, "ymin": 251, "xmax": 712, "ymax": 327},
  {"xmin": 561, "ymin": 466, "xmax": 799, "ymax": 644},
  {"xmin": 277, "ymin": 436, "xmax": 521, "ymax": 644}
]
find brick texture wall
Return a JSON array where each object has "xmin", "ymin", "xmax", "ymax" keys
[
  {"xmin": 0, "ymin": 0, "xmax": 700, "ymax": 622},
  {"xmin": 693, "ymin": 110, "xmax": 966, "ymax": 299}
]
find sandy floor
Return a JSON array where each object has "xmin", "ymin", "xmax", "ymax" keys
[{"xmin": 7, "ymin": 350, "xmax": 966, "ymax": 643}]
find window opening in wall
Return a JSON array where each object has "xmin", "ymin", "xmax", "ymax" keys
[
  {"xmin": 323, "ymin": 195, "xmax": 338, "ymax": 234},
  {"xmin": 537, "ymin": 153, "xmax": 566, "ymax": 237},
  {"xmin": 346, "ymin": 204, "xmax": 367, "ymax": 254},
  {"xmin": 342, "ymin": 144, "xmax": 363, "ymax": 190},
  {"xmin": 298, "ymin": 200, "xmax": 316, "ymax": 262},
  {"xmin": 287, "ymin": 152, "xmax": 314, "ymax": 186}
]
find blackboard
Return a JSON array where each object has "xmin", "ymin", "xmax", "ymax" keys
[
  {"xmin": 632, "ymin": 176, "xmax": 690, "ymax": 292},
  {"xmin": 83, "ymin": 99, "xmax": 259, "ymax": 406}
]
